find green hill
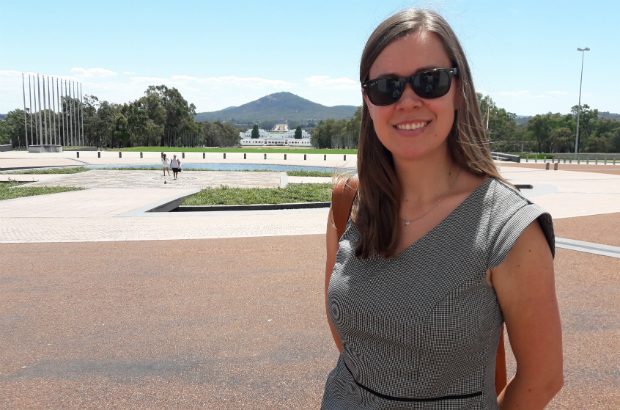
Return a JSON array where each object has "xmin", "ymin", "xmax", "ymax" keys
[{"xmin": 194, "ymin": 92, "xmax": 357, "ymax": 124}]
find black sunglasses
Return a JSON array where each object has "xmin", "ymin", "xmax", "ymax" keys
[{"xmin": 362, "ymin": 67, "xmax": 458, "ymax": 106}]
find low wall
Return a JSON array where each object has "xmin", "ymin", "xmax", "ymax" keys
[
  {"xmin": 553, "ymin": 153, "xmax": 620, "ymax": 161},
  {"xmin": 28, "ymin": 145, "xmax": 63, "ymax": 153},
  {"xmin": 491, "ymin": 152, "xmax": 521, "ymax": 163},
  {"xmin": 0, "ymin": 144, "xmax": 12, "ymax": 152}
]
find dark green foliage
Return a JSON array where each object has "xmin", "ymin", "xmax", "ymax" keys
[
  {"xmin": 311, "ymin": 107, "xmax": 361, "ymax": 149},
  {"xmin": 201, "ymin": 121, "xmax": 240, "ymax": 147}
]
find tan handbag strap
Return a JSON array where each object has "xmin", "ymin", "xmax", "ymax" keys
[
  {"xmin": 495, "ymin": 331, "xmax": 507, "ymax": 395},
  {"xmin": 331, "ymin": 176, "xmax": 359, "ymax": 239}
]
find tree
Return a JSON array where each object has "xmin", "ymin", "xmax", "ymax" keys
[
  {"xmin": 201, "ymin": 121, "xmax": 240, "ymax": 147},
  {"xmin": 143, "ymin": 85, "xmax": 197, "ymax": 146},
  {"xmin": 294, "ymin": 126, "xmax": 302, "ymax": 139},
  {"xmin": 2, "ymin": 109, "xmax": 27, "ymax": 148},
  {"xmin": 571, "ymin": 104, "xmax": 597, "ymax": 153},
  {"xmin": 610, "ymin": 128, "xmax": 620, "ymax": 152},
  {"xmin": 526, "ymin": 114, "xmax": 554, "ymax": 153},
  {"xmin": 477, "ymin": 94, "xmax": 518, "ymax": 152},
  {"xmin": 251, "ymin": 124, "xmax": 259, "ymax": 138},
  {"xmin": 310, "ymin": 107, "xmax": 361, "ymax": 149},
  {"xmin": 0, "ymin": 119, "xmax": 10, "ymax": 144},
  {"xmin": 549, "ymin": 127, "xmax": 573, "ymax": 153}
]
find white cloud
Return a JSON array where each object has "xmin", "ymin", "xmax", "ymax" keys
[
  {"xmin": 0, "ymin": 70, "xmax": 22, "ymax": 78},
  {"xmin": 0, "ymin": 69, "xmax": 363, "ymax": 113},
  {"xmin": 70, "ymin": 67, "xmax": 117, "ymax": 78},
  {"xmin": 173, "ymin": 75, "xmax": 292, "ymax": 90}
]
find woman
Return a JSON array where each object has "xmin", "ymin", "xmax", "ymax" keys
[
  {"xmin": 161, "ymin": 153, "xmax": 171, "ymax": 177},
  {"xmin": 170, "ymin": 154, "xmax": 181, "ymax": 180},
  {"xmin": 322, "ymin": 9, "xmax": 563, "ymax": 409}
]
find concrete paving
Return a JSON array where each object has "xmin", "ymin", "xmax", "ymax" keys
[
  {"xmin": 1, "ymin": 151, "xmax": 620, "ymax": 408},
  {"xmin": 1, "ymin": 158, "xmax": 620, "ymax": 243}
]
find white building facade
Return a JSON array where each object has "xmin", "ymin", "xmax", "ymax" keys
[{"xmin": 239, "ymin": 124, "xmax": 312, "ymax": 147}]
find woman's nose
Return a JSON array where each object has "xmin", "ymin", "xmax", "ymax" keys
[{"xmin": 396, "ymin": 84, "xmax": 423, "ymax": 109}]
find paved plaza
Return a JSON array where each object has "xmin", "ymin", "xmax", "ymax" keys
[{"xmin": 1, "ymin": 151, "xmax": 619, "ymax": 408}]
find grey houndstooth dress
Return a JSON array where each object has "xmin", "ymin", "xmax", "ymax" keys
[{"xmin": 322, "ymin": 178, "xmax": 555, "ymax": 409}]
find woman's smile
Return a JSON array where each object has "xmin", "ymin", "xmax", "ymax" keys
[{"xmin": 394, "ymin": 120, "xmax": 429, "ymax": 130}]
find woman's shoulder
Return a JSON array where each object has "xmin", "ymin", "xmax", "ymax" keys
[
  {"xmin": 485, "ymin": 177, "xmax": 533, "ymax": 208},
  {"xmin": 471, "ymin": 176, "xmax": 549, "ymax": 227}
]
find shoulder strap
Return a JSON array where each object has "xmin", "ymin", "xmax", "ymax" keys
[
  {"xmin": 495, "ymin": 331, "xmax": 507, "ymax": 395},
  {"xmin": 331, "ymin": 176, "xmax": 358, "ymax": 239}
]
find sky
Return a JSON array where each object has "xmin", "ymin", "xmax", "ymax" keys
[{"xmin": 1, "ymin": 0, "xmax": 618, "ymax": 117}]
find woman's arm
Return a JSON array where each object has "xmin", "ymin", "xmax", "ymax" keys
[
  {"xmin": 492, "ymin": 221, "xmax": 563, "ymax": 409},
  {"xmin": 325, "ymin": 207, "xmax": 343, "ymax": 352}
]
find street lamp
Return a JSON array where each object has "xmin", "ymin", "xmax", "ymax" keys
[{"xmin": 575, "ymin": 47, "xmax": 590, "ymax": 157}]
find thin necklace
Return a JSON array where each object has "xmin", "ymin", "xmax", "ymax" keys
[
  {"xmin": 400, "ymin": 167, "xmax": 462, "ymax": 227},
  {"xmin": 401, "ymin": 201, "xmax": 441, "ymax": 226}
]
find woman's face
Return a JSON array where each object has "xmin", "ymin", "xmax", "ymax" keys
[{"xmin": 365, "ymin": 31, "xmax": 457, "ymax": 163}]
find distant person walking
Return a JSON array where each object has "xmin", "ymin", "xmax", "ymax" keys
[
  {"xmin": 170, "ymin": 154, "xmax": 181, "ymax": 180},
  {"xmin": 161, "ymin": 153, "xmax": 171, "ymax": 177}
]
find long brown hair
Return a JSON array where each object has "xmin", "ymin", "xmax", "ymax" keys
[{"xmin": 355, "ymin": 8, "xmax": 503, "ymax": 259}]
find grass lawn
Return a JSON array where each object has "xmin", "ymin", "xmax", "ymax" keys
[
  {"xmin": 3, "ymin": 167, "xmax": 88, "ymax": 174},
  {"xmin": 182, "ymin": 183, "xmax": 332, "ymax": 206},
  {"xmin": 0, "ymin": 168, "xmax": 333, "ymax": 204},
  {"xmin": 0, "ymin": 182, "xmax": 83, "ymax": 201}
]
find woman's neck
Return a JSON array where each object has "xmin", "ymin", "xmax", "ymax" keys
[{"xmin": 394, "ymin": 152, "xmax": 460, "ymax": 205}]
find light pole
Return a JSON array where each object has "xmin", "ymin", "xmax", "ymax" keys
[{"xmin": 575, "ymin": 47, "xmax": 590, "ymax": 157}]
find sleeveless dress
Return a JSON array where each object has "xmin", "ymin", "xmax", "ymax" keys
[{"xmin": 322, "ymin": 178, "xmax": 555, "ymax": 409}]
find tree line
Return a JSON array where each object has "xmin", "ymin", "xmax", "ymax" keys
[
  {"xmin": 0, "ymin": 85, "xmax": 240, "ymax": 149},
  {"xmin": 1, "ymin": 87, "xmax": 619, "ymax": 153},
  {"xmin": 478, "ymin": 95, "xmax": 620, "ymax": 153},
  {"xmin": 308, "ymin": 95, "xmax": 620, "ymax": 153}
]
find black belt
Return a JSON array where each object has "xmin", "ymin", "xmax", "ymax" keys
[{"xmin": 342, "ymin": 360, "xmax": 482, "ymax": 403}]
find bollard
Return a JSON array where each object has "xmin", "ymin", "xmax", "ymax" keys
[
  {"xmin": 344, "ymin": 154, "xmax": 347, "ymax": 161},
  {"xmin": 203, "ymin": 152, "xmax": 205, "ymax": 159},
  {"xmin": 264, "ymin": 153, "xmax": 267, "ymax": 160},
  {"xmin": 140, "ymin": 152, "xmax": 143, "ymax": 158},
  {"xmin": 119, "ymin": 151, "xmax": 122, "ymax": 158},
  {"xmin": 76, "ymin": 151, "xmax": 79, "ymax": 158},
  {"xmin": 223, "ymin": 153, "xmax": 226, "ymax": 159},
  {"xmin": 545, "ymin": 162, "xmax": 550, "ymax": 170},
  {"xmin": 244, "ymin": 153, "xmax": 246, "ymax": 160},
  {"xmin": 284, "ymin": 153, "xmax": 287, "ymax": 160},
  {"xmin": 324, "ymin": 154, "xmax": 326, "ymax": 161},
  {"xmin": 182, "ymin": 152, "xmax": 185, "ymax": 159},
  {"xmin": 304, "ymin": 154, "xmax": 307, "ymax": 160},
  {"xmin": 98, "ymin": 151, "xmax": 101, "ymax": 158},
  {"xmin": 553, "ymin": 162, "xmax": 558, "ymax": 171}
]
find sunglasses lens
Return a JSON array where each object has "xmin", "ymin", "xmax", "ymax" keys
[
  {"xmin": 412, "ymin": 69, "xmax": 452, "ymax": 99},
  {"xmin": 364, "ymin": 69, "xmax": 455, "ymax": 106},
  {"xmin": 366, "ymin": 78, "xmax": 403, "ymax": 106}
]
